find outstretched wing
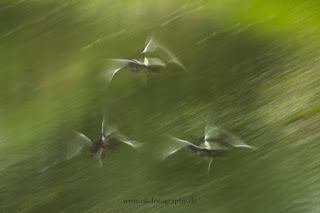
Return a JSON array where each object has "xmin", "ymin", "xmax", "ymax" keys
[
  {"xmin": 205, "ymin": 122, "xmax": 255, "ymax": 149},
  {"xmin": 219, "ymin": 128, "xmax": 256, "ymax": 150},
  {"xmin": 113, "ymin": 132, "xmax": 143, "ymax": 148},
  {"xmin": 101, "ymin": 113, "xmax": 138, "ymax": 147},
  {"xmin": 66, "ymin": 131, "xmax": 93, "ymax": 160},
  {"xmin": 142, "ymin": 37, "xmax": 187, "ymax": 71},
  {"xmin": 75, "ymin": 131, "xmax": 92, "ymax": 145},
  {"xmin": 159, "ymin": 136, "xmax": 202, "ymax": 160},
  {"xmin": 101, "ymin": 113, "xmax": 118, "ymax": 140},
  {"xmin": 143, "ymin": 57, "xmax": 166, "ymax": 67},
  {"xmin": 101, "ymin": 113, "xmax": 106, "ymax": 139},
  {"xmin": 142, "ymin": 36, "xmax": 158, "ymax": 53},
  {"xmin": 204, "ymin": 122, "xmax": 221, "ymax": 141},
  {"xmin": 103, "ymin": 59, "xmax": 131, "ymax": 83}
]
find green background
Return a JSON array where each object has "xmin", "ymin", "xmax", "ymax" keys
[{"xmin": 0, "ymin": 0, "xmax": 319, "ymax": 212}]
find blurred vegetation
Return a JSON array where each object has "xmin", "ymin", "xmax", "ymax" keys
[{"xmin": 0, "ymin": 0, "xmax": 319, "ymax": 212}]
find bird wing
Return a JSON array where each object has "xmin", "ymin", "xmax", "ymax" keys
[
  {"xmin": 161, "ymin": 47, "xmax": 187, "ymax": 71},
  {"xmin": 113, "ymin": 132, "xmax": 143, "ymax": 148},
  {"xmin": 219, "ymin": 128, "xmax": 256, "ymax": 150},
  {"xmin": 171, "ymin": 136, "xmax": 203, "ymax": 149},
  {"xmin": 101, "ymin": 113, "xmax": 106, "ymax": 139},
  {"xmin": 142, "ymin": 36, "xmax": 158, "ymax": 53},
  {"xmin": 101, "ymin": 113, "xmax": 118, "ymax": 140},
  {"xmin": 204, "ymin": 122, "xmax": 221, "ymax": 141},
  {"xmin": 159, "ymin": 136, "xmax": 202, "ymax": 160},
  {"xmin": 104, "ymin": 59, "xmax": 132, "ymax": 83},
  {"xmin": 66, "ymin": 131, "xmax": 93, "ymax": 160},
  {"xmin": 143, "ymin": 57, "xmax": 166, "ymax": 67},
  {"xmin": 74, "ymin": 131, "xmax": 92, "ymax": 145},
  {"xmin": 121, "ymin": 140, "xmax": 143, "ymax": 148},
  {"xmin": 142, "ymin": 37, "xmax": 187, "ymax": 71}
]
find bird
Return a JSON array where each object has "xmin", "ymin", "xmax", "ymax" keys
[
  {"xmin": 160, "ymin": 123, "xmax": 256, "ymax": 175},
  {"xmin": 103, "ymin": 36, "xmax": 187, "ymax": 83},
  {"xmin": 71, "ymin": 115, "xmax": 142, "ymax": 166},
  {"xmin": 104, "ymin": 57, "xmax": 166, "ymax": 83}
]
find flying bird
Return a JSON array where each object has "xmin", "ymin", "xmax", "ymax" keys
[
  {"xmin": 160, "ymin": 136, "xmax": 227, "ymax": 175},
  {"xmin": 70, "ymin": 115, "xmax": 142, "ymax": 166},
  {"xmin": 160, "ymin": 123, "xmax": 256, "ymax": 174},
  {"xmin": 104, "ymin": 57, "xmax": 166, "ymax": 83},
  {"xmin": 39, "ymin": 115, "xmax": 142, "ymax": 172},
  {"xmin": 103, "ymin": 36, "xmax": 187, "ymax": 83}
]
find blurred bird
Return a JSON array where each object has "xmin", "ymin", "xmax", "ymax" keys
[
  {"xmin": 71, "ymin": 115, "xmax": 142, "ymax": 166},
  {"xmin": 104, "ymin": 57, "xmax": 166, "ymax": 83},
  {"xmin": 160, "ymin": 123, "xmax": 256, "ymax": 174},
  {"xmin": 103, "ymin": 36, "xmax": 187, "ymax": 83}
]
